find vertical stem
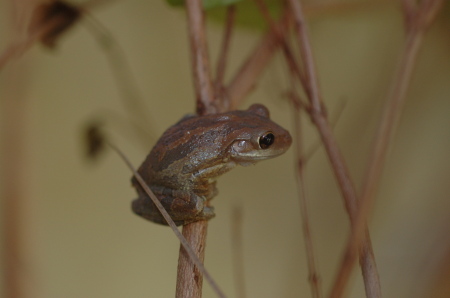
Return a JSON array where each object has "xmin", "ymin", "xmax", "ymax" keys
[
  {"xmin": 2, "ymin": 1, "xmax": 31, "ymax": 297},
  {"xmin": 177, "ymin": 0, "xmax": 216, "ymax": 297},
  {"xmin": 214, "ymin": 5, "xmax": 236, "ymax": 104},
  {"xmin": 286, "ymin": 0, "xmax": 381, "ymax": 296},
  {"xmin": 330, "ymin": 0, "xmax": 444, "ymax": 296},
  {"xmin": 227, "ymin": 14, "xmax": 288, "ymax": 109},
  {"xmin": 176, "ymin": 221, "xmax": 209, "ymax": 298},
  {"xmin": 231, "ymin": 207, "xmax": 246, "ymax": 298},
  {"xmin": 185, "ymin": 0, "xmax": 216, "ymax": 115},
  {"xmin": 291, "ymin": 93, "xmax": 322, "ymax": 298},
  {"xmin": 1, "ymin": 55, "xmax": 29, "ymax": 298}
]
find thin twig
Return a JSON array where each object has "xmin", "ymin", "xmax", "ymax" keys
[
  {"xmin": 253, "ymin": 0, "xmax": 307, "ymax": 89},
  {"xmin": 108, "ymin": 143, "xmax": 226, "ymax": 298},
  {"xmin": 178, "ymin": 1, "xmax": 217, "ymax": 297},
  {"xmin": 301, "ymin": 100, "xmax": 346, "ymax": 163},
  {"xmin": 286, "ymin": 0, "xmax": 382, "ymax": 297},
  {"xmin": 251, "ymin": 0, "xmax": 324, "ymax": 291},
  {"xmin": 289, "ymin": 91, "xmax": 322, "ymax": 298},
  {"xmin": 227, "ymin": 13, "xmax": 289, "ymax": 109},
  {"xmin": 82, "ymin": 13, "xmax": 156, "ymax": 144},
  {"xmin": 330, "ymin": 0, "xmax": 444, "ymax": 297},
  {"xmin": 214, "ymin": 4, "xmax": 236, "ymax": 105}
]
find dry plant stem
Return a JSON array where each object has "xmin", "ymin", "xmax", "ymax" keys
[
  {"xmin": 227, "ymin": 14, "xmax": 289, "ymax": 109},
  {"xmin": 286, "ymin": 0, "xmax": 381, "ymax": 297},
  {"xmin": 330, "ymin": 1, "xmax": 444, "ymax": 297},
  {"xmin": 178, "ymin": 1, "xmax": 217, "ymax": 297},
  {"xmin": 214, "ymin": 5, "xmax": 236, "ymax": 98},
  {"xmin": 1, "ymin": 63, "xmax": 29, "ymax": 298},
  {"xmin": 186, "ymin": 0, "xmax": 216, "ymax": 115},
  {"xmin": 0, "ymin": 14, "xmax": 66, "ymax": 71},
  {"xmin": 0, "ymin": 1, "xmax": 112, "ymax": 72},
  {"xmin": 177, "ymin": 222, "xmax": 211, "ymax": 298},
  {"xmin": 290, "ymin": 92, "xmax": 322, "ymax": 298},
  {"xmin": 107, "ymin": 143, "xmax": 225, "ymax": 298},
  {"xmin": 1, "ymin": 3, "xmax": 31, "ymax": 296},
  {"xmin": 82, "ymin": 15, "xmax": 156, "ymax": 144},
  {"xmin": 231, "ymin": 207, "xmax": 246, "ymax": 298},
  {"xmin": 252, "ymin": 0, "xmax": 308, "ymax": 100}
]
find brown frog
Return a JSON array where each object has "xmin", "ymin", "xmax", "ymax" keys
[{"xmin": 131, "ymin": 104, "xmax": 292, "ymax": 226}]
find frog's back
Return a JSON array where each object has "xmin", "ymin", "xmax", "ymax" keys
[{"xmin": 135, "ymin": 107, "xmax": 290, "ymax": 192}]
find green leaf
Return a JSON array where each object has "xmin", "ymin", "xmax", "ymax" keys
[
  {"xmin": 167, "ymin": 0, "xmax": 243, "ymax": 10},
  {"xmin": 207, "ymin": 0, "xmax": 283, "ymax": 30},
  {"xmin": 166, "ymin": 0, "xmax": 283, "ymax": 30}
]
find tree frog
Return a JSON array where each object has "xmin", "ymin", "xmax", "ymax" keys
[{"xmin": 131, "ymin": 104, "xmax": 292, "ymax": 226}]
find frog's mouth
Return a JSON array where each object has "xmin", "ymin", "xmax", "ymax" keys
[
  {"xmin": 233, "ymin": 148, "xmax": 287, "ymax": 161},
  {"xmin": 230, "ymin": 144, "xmax": 288, "ymax": 164},
  {"xmin": 229, "ymin": 136, "xmax": 291, "ymax": 163}
]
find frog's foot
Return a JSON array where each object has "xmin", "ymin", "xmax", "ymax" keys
[
  {"xmin": 132, "ymin": 197, "xmax": 167, "ymax": 224},
  {"xmin": 131, "ymin": 195, "xmax": 215, "ymax": 226},
  {"xmin": 192, "ymin": 205, "xmax": 215, "ymax": 223}
]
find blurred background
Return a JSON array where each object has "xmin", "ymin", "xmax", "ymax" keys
[{"xmin": 1, "ymin": 0, "xmax": 450, "ymax": 297}]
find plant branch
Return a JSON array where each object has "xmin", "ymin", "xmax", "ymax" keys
[
  {"xmin": 230, "ymin": 207, "xmax": 246, "ymax": 298},
  {"xmin": 82, "ymin": 14, "xmax": 157, "ymax": 145},
  {"xmin": 108, "ymin": 143, "xmax": 225, "ymax": 298},
  {"xmin": 185, "ymin": 0, "xmax": 216, "ymax": 115},
  {"xmin": 1, "ymin": 49, "xmax": 29, "ymax": 298},
  {"xmin": 214, "ymin": 4, "xmax": 236, "ymax": 105},
  {"xmin": 286, "ymin": 0, "xmax": 381, "ymax": 297},
  {"xmin": 289, "ymin": 91, "xmax": 322, "ymax": 298},
  {"xmin": 227, "ymin": 13, "xmax": 289, "ymax": 109},
  {"xmin": 330, "ymin": 0, "xmax": 444, "ymax": 296},
  {"xmin": 178, "ymin": 1, "xmax": 218, "ymax": 297},
  {"xmin": 1, "ymin": 2, "xmax": 32, "ymax": 297},
  {"xmin": 253, "ymin": 0, "xmax": 307, "ymax": 90},
  {"xmin": 253, "ymin": 1, "xmax": 322, "ymax": 294}
]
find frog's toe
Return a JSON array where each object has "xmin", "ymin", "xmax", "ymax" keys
[
  {"xmin": 132, "ymin": 197, "xmax": 158, "ymax": 219},
  {"xmin": 199, "ymin": 206, "xmax": 215, "ymax": 220}
]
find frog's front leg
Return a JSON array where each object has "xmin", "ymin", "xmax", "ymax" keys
[
  {"xmin": 132, "ymin": 188, "xmax": 215, "ymax": 226},
  {"xmin": 193, "ymin": 162, "xmax": 237, "ymax": 179}
]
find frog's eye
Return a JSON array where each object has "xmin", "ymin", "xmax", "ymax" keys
[{"xmin": 259, "ymin": 132, "xmax": 275, "ymax": 149}]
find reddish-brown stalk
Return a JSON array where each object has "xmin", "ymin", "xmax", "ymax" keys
[
  {"xmin": 1, "ymin": 2, "xmax": 33, "ymax": 297},
  {"xmin": 177, "ymin": 0, "xmax": 217, "ymax": 297},
  {"xmin": 289, "ymin": 90, "xmax": 323, "ymax": 298},
  {"xmin": 230, "ymin": 207, "xmax": 247, "ymax": 298},
  {"xmin": 286, "ymin": 0, "xmax": 382, "ymax": 296},
  {"xmin": 185, "ymin": 0, "xmax": 216, "ymax": 116},
  {"xmin": 227, "ymin": 14, "xmax": 289, "ymax": 109},
  {"xmin": 107, "ymin": 142, "xmax": 225, "ymax": 298},
  {"xmin": 1, "ymin": 54, "xmax": 30, "ymax": 298},
  {"xmin": 330, "ymin": 0, "xmax": 445, "ymax": 297},
  {"xmin": 251, "ymin": 1, "xmax": 322, "ymax": 296},
  {"xmin": 214, "ymin": 5, "xmax": 236, "ymax": 107}
]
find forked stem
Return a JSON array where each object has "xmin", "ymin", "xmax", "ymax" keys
[{"xmin": 286, "ymin": 0, "xmax": 381, "ymax": 296}]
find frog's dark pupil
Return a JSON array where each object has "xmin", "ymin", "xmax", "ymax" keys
[{"xmin": 259, "ymin": 133, "xmax": 275, "ymax": 149}]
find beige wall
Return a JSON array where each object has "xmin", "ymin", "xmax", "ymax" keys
[{"xmin": 1, "ymin": 1, "xmax": 450, "ymax": 297}]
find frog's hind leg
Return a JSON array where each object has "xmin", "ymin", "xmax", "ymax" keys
[
  {"xmin": 131, "ymin": 196, "xmax": 178, "ymax": 225},
  {"xmin": 132, "ymin": 191, "xmax": 215, "ymax": 226},
  {"xmin": 160, "ymin": 192, "xmax": 215, "ymax": 224}
]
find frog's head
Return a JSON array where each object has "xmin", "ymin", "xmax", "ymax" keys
[{"xmin": 228, "ymin": 104, "xmax": 292, "ymax": 166}]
